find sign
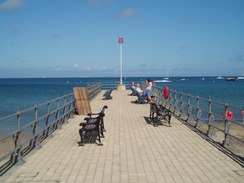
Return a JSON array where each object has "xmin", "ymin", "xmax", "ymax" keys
[{"xmin": 118, "ymin": 37, "xmax": 124, "ymax": 43}]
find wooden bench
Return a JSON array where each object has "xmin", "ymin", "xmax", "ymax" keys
[
  {"xmin": 78, "ymin": 106, "xmax": 108, "ymax": 146},
  {"xmin": 149, "ymin": 103, "xmax": 171, "ymax": 127},
  {"xmin": 103, "ymin": 89, "xmax": 113, "ymax": 100}
]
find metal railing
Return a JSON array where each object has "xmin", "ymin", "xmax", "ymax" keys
[
  {"xmin": 86, "ymin": 83, "xmax": 101, "ymax": 100},
  {"xmin": 152, "ymin": 85, "xmax": 244, "ymax": 157},
  {"xmin": 0, "ymin": 84, "xmax": 101, "ymax": 175},
  {"xmin": 87, "ymin": 81, "xmax": 145, "ymax": 90}
]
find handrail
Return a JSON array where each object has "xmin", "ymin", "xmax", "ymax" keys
[
  {"xmin": 0, "ymin": 84, "xmax": 101, "ymax": 175},
  {"xmin": 86, "ymin": 83, "xmax": 101, "ymax": 100},
  {"xmin": 86, "ymin": 80, "xmax": 145, "ymax": 90},
  {"xmin": 152, "ymin": 85, "xmax": 244, "ymax": 156}
]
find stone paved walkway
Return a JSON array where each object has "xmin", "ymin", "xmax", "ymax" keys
[{"xmin": 1, "ymin": 90, "xmax": 243, "ymax": 183}]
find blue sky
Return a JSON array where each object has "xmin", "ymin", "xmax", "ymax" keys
[{"xmin": 0, "ymin": 0, "xmax": 244, "ymax": 78}]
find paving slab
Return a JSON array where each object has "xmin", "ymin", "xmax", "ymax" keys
[{"xmin": 1, "ymin": 90, "xmax": 243, "ymax": 183}]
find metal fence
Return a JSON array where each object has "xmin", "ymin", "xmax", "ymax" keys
[
  {"xmin": 87, "ymin": 80, "xmax": 145, "ymax": 90},
  {"xmin": 152, "ymin": 85, "xmax": 244, "ymax": 157},
  {"xmin": 0, "ymin": 83, "xmax": 101, "ymax": 175}
]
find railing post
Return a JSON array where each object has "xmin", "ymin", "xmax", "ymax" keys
[
  {"xmin": 187, "ymin": 92, "xmax": 191, "ymax": 121},
  {"xmin": 34, "ymin": 103, "xmax": 41, "ymax": 149},
  {"xmin": 16, "ymin": 107, "xmax": 24, "ymax": 164},
  {"xmin": 196, "ymin": 95, "xmax": 200, "ymax": 122},
  {"xmin": 223, "ymin": 100, "xmax": 233, "ymax": 147},
  {"xmin": 173, "ymin": 90, "xmax": 177, "ymax": 114},
  {"xmin": 169, "ymin": 91, "xmax": 173, "ymax": 111},
  {"xmin": 158, "ymin": 87, "xmax": 161, "ymax": 104},
  {"xmin": 69, "ymin": 94, "xmax": 74, "ymax": 118},
  {"xmin": 179, "ymin": 92, "xmax": 184, "ymax": 118},
  {"xmin": 207, "ymin": 97, "xmax": 212, "ymax": 133},
  {"xmin": 46, "ymin": 100, "xmax": 53, "ymax": 138},
  {"xmin": 64, "ymin": 95, "xmax": 68, "ymax": 123},
  {"xmin": 57, "ymin": 98, "xmax": 61, "ymax": 129}
]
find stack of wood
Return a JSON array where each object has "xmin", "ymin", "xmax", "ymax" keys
[{"xmin": 73, "ymin": 87, "xmax": 91, "ymax": 115}]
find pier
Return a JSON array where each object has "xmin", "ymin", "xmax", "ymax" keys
[{"xmin": 1, "ymin": 90, "xmax": 243, "ymax": 183}]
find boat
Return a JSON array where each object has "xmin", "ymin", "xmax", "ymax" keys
[
  {"xmin": 237, "ymin": 76, "xmax": 244, "ymax": 80},
  {"xmin": 216, "ymin": 71, "xmax": 224, "ymax": 79},
  {"xmin": 216, "ymin": 76, "xmax": 224, "ymax": 79},
  {"xmin": 155, "ymin": 71, "xmax": 172, "ymax": 82},
  {"xmin": 154, "ymin": 77, "xmax": 172, "ymax": 83},
  {"xmin": 226, "ymin": 77, "xmax": 236, "ymax": 81}
]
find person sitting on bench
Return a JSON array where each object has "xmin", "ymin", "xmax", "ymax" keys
[
  {"xmin": 136, "ymin": 84, "xmax": 145, "ymax": 96},
  {"xmin": 130, "ymin": 82, "xmax": 137, "ymax": 96},
  {"xmin": 135, "ymin": 84, "xmax": 147, "ymax": 104}
]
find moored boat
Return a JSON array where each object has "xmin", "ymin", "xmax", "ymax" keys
[
  {"xmin": 154, "ymin": 78, "xmax": 172, "ymax": 82},
  {"xmin": 237, "ymin": 76, "xmax": 244, "ymax": 80},
  {"xmin": 216, "ymin": 76, "xmax": 224, "ymax": 79},
  {"xmin": 226, "ymin": 77, "xmax": 236, "ymax": 81}
]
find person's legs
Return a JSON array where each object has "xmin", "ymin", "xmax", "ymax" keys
[{"xmin": 146, "ymin": 89, "xmax": 152, "ymax": 103}]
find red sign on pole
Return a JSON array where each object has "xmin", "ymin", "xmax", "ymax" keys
[{"xmin": 118, "ymin": 37, "xmax": 124, "ymax": 43}]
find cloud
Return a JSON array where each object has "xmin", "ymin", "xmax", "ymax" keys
[
  {"xmin": 84, "ymin": 66, "xmax": 109, "ymax": 71},
  {"xmin": 0, "ymin": 0, "xmax": 26, "ymax": 11},
  {"xmin": 73, "ymin": 64, "xmax": 79, "ymax": 69},
  {"xmin": 87, "ymin": 0, "xmax": 115, "ymax": 8},
  {"xmin": 117, "ymin": 9, "xmax": 139, "ymax": 18}
]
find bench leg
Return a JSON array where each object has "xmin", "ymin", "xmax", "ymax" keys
[
  {"xmin": 78, "ymin": 128, "xmax": 85, "ymax": 146},
  {"xmin": 153, "ymin": 117, "xmax": 158, "ymax": 127},
  {"xmin": 100, "ymin": 120, "xmax": 105, "ymax": 138},
  {"xmin": 167, "ymin": 114, "xmax": 172, "ymax": 127},
  {"xmin": 96, "ymin": 130, "xmax": 103, "ymax": 146}
]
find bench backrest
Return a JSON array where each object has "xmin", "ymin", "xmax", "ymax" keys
[{"xmin": 150, "ymin": 103, "xmax": 158, "ymax": 113}]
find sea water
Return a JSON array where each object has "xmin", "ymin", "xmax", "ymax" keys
[
  {"xmin": 154, "ymin": 77, "xmax": 244, "ymax": 109},
  {"xmin": 0, "ymin": 77, "xmax": 243, "ymax": 121},
  {"xmin": 0, "ymin": 77, "xmax": 243, "ymax": 118}
]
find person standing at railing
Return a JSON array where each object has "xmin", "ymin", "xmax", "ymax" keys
[{"xmin": 146, "ymin": 78, "xmax": 153, "ymax": 103}]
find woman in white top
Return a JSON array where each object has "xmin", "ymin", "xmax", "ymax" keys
[{"xmin": 146, "ymin": 79, "xmax": 153, "ymax": 103}]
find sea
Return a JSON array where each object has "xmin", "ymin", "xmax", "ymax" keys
[{"xmin": 0, "ymin": 77, "xmax": 243, "ymax": 119}]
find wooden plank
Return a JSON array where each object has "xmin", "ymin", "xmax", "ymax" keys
[
  {"xmin": 73, "ymin": 87, "xmax": 91, "ymax": 115},
  {"xmin": 73, "ymin": 87, "xmax": 81, "ymax": 100},
  {"xmin": 79, "ymin": 88, "xmax": 89, "ymax": 100}
]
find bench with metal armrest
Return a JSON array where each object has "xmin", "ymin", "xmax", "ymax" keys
[
  {"xmin": 149, "ymin": 103, "xmax": 171, "ymax": 127},
  {"xmin": 78, "ymin": 106, "xmax": 108, "ymax": 146},
  {"xmin": 103, "ymin": 89, "xmax": 113, "ymax": 100}
]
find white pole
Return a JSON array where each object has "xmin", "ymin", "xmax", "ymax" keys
[{"xmin": 120, "ymin": 43, "xmax": 123, "ymax": 84}]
